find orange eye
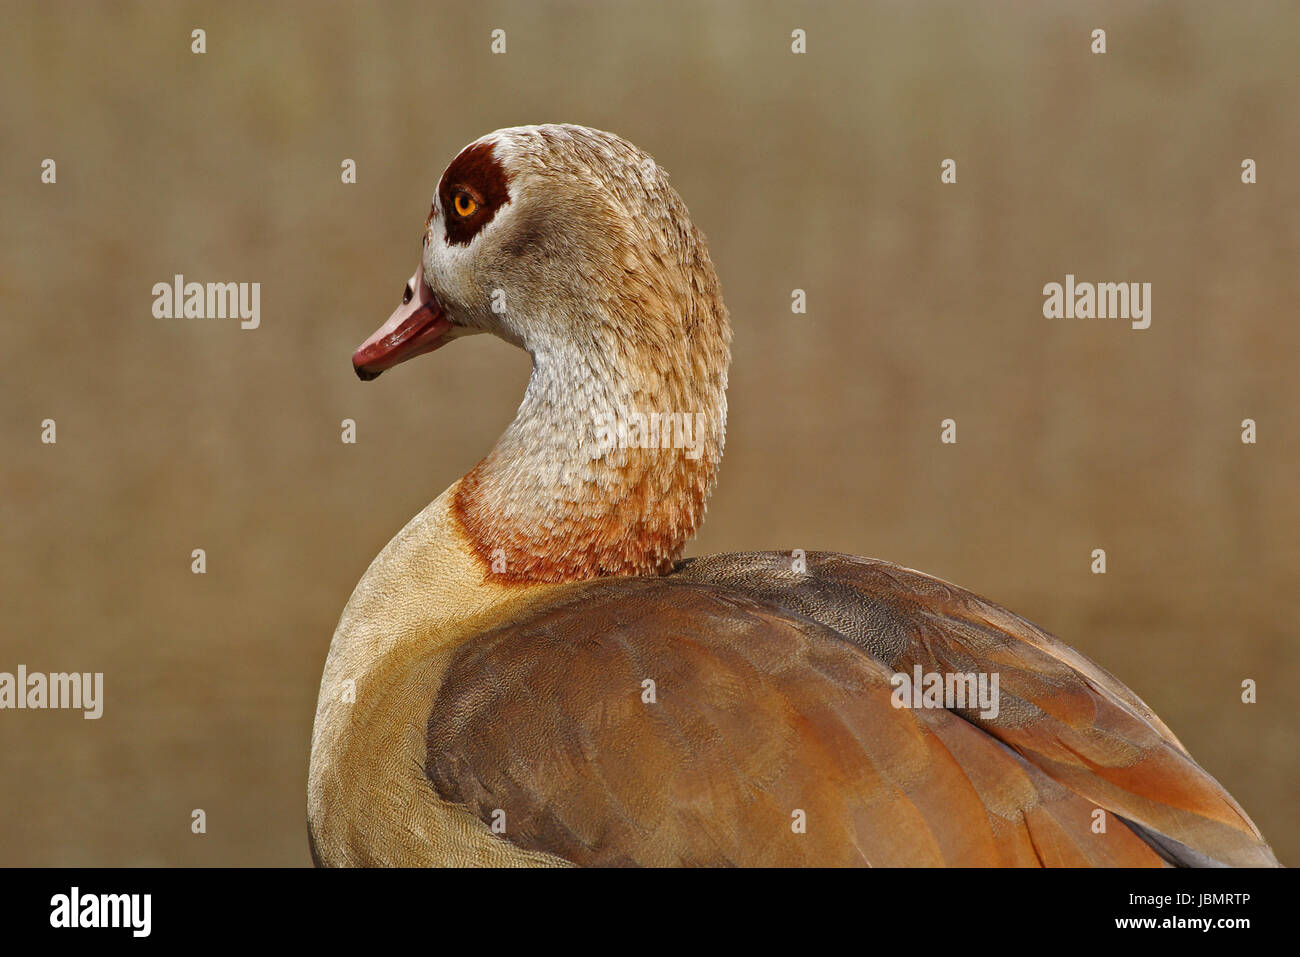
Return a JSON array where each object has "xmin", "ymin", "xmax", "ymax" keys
[{"xmin": 453, "ymin": 191, "xmax": 478, "ymax": 217}]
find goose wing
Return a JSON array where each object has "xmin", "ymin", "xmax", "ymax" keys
[{"xmin": 423, "ymin": 552, "xmax": 1277, "ymax": 867}]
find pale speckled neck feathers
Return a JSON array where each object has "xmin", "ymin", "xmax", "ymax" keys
[{"xmin": 451, "ymin": 127, "xmax": 732, "ymax": 583}]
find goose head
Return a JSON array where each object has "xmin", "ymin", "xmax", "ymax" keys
[
  {"xmin": 352, "ymin": 125, "xmax": 732, "ymax": 582},
  {"xmin": 353, "ymin": 124, "xmax": 730, "ymax": 377}
]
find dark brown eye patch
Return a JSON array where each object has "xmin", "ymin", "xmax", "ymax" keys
[{"xmin": 435, "ymin": 141, "xmax": 513, "ymax": 247}]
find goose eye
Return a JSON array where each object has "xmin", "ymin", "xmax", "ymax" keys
[
  {"xmin": 453, "ymin": 191, "xmax": 478, "ymax": 218},
  {"xmin": 402, "ymin": 281, "xmax": 413, "ymax": 304}
]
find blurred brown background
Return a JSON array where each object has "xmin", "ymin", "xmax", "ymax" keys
[{"xmin": 2, "ymin": 0, "xmax": 1296, "ymax": 866}]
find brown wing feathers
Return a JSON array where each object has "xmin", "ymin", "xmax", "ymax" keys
[
  {"xmin": 425, "ymin": 554, "xmax": 1274, "ymax": 866},
  {"xmin": 677, "ymin": 552, "xmax": 1277, "ymax": 866}
]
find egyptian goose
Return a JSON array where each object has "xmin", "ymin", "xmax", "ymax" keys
[{"xmin": 308, "ymin": 124, "xmax": 1277, "ymax": 867}]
